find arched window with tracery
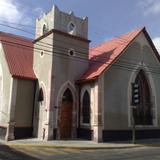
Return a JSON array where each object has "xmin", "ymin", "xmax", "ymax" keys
[
  {"xmin": 134, "ymin": 70, "xmax": 152, "ymax": 125},
  {"xmin": 82, "ymin": 91, "xmax": 90, "ymax": 124}
]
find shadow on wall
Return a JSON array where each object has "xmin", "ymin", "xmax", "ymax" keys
[
  {"xmin": 33, "ymin": 81, "xmax": 48, "ymax": 140},
  {"xmin": 89, "ymin": 48, "xmax": 116, "ymax": 72},
  {"xmin": 0, "ymin": 144, "xmax": 39, "ymax": 160},
  {"xmin": 33, "ymin": 81, "xmax": 40, "ymax": 138}
]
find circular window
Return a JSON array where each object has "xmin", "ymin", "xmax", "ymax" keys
[
  {"xmin": 68, "ymin": 22, "xmax": 76, "ymax": 35},
  {"xmin": 68, "ymin": 49, "xmax": 75, "ymax": 56}
]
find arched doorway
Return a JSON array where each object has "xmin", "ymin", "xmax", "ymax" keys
[
  {"xmin": 59, "ymin": 88, "xmax": 73, "ymax": 139},
  {"xmin": 134, "ymin": 70, "xmax": 152, "ymax": 125}
]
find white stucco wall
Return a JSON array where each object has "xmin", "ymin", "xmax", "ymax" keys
[
  {"xmin": 14, "ymin": 79, "xmax": 35, "ymax": 127},
  {"xmin": 0, "ymin": 43, "xmax": 12, "ymax": 126},
  {"xmin": 102, "ymin": 32, "xmax": 160, "ymax": 130}
]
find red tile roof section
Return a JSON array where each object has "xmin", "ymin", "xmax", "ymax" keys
[
  {"xmin": 78, "ymin": 28, "xmax": 145, "ymax": 83},
  {"xmin": 0, "ymin": 32, "xmax": 37, "ymax": 80}
]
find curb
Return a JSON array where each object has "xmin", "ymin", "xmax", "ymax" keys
[
  {"xmin": 4, "ymin": 143, "xmax": 144, "ymax": 150},
  {"xmin": 141, "ymin": 144, "xmax": 160, "ymax": 147}
]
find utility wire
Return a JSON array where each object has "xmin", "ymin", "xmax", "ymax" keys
[
  {"xmin": 0, "ymin": 13, "xmax": 159, "ymax": 73},
  {"xmin": 0, "ymin": 18, "xmax": 145, "ymax": 60},
  {"xmin": 0, "ymin": 0, "xmax": 131, "ymax": 44},
  {"xmin": 0, "ymin": 21, "xmax": 160, "ymax": 71},
  {"xmin": 1, "ymin": 39, "xmax": 160, "ymax": 76},
  {"xmin": 0, "ymin": 21, "xmax": 131, "ymax": 57}
]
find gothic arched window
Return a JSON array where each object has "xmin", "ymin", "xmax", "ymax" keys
[
  {"xmin": 42, "ymin": 24, "xmax": 48, "ymax": 35},
  {"xmin": 134, "ymin": 70, "xmax": 152, "ymax": 125},
  {"xmin": 82, "ymin": 91, "xmax": 90, "ymax": 124}
]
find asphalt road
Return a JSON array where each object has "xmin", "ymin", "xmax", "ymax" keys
[{"xmin": 0, "ymin": 145, "xmax": 160, "ymax": 160}]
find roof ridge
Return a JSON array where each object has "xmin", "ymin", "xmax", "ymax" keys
[{"xmin": 90, "ymin": 27, "xmax": 144, "ymax": 50}]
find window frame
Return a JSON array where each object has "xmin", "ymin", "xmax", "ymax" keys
[
  {"xmin": 42, "ymin": 23, "xmax": 48, "ymax": 35},
  {"xmin": 68, "ymin": 48, "xmax": 76, "ymax": 56},
  {"xmin": 40, "ymin": 50, "xmax": 45, "ymax": 58},
  {"xmin": 67, "ymin": 21, "xmax": 76, "ymax": 35}
]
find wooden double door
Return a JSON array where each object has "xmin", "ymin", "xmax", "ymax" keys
[{"xmin": 59, "ymin": 88, "xmax": 73, "ymax": 139}]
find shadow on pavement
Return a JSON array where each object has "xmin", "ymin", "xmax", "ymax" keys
[{"xmin": 0, "ymin": 144, "xmax": 39, "ymax": 160}]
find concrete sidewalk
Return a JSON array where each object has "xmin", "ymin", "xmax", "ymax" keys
[{"xmin": 1, "ymin": 138, "xmax": 160, "ymax": 149}]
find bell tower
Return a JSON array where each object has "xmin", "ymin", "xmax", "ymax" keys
[
  {"xmin": 35, "ymin": 5, "xmax": 88, "ymax": 39},
  {"xmin": 33, "ymin": 5, "xmax": 90, "ymax": 140}
]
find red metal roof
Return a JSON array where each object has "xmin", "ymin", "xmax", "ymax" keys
[
  {"xmin": 78, "ymin": 28, "xmax": 145, "ymax": 83},
  {"xmin": 0, "ymin": 32, "xmax": 37, "ymax": 80}
]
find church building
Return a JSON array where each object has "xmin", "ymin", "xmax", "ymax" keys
[{"xmin": 0, "ymin": 5, "xmax": 160, "ymax": 142}]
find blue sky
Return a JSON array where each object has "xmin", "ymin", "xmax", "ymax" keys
[{"xmin": 0, "ymin": 0, "xmax": 160, "ymax": 50}]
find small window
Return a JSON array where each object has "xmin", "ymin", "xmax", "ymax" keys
[
  {"xmin": 40, "ymin": 50, "xmax": 44, "ymax": 57},
  {"xmin": 82, "ymin": 91, "xmax": 90, "ymax": 124},
  {"xmin": 68, "ymin": 22, "xmax": 76, "ymax": 35},
  {"xmin": 42, "ymin": 24, "xmax": 48, "ymax": 35},
  {"xmin": 38, "ymin": 88, "xmax": 44, "ymax": 102},
  {"xmin": 69, "ymin": 23, "xmax": 75, "ymax": 31},
  {"xmin": 68, "ymin": 49, "xmax": 75, "ymax": 56}
]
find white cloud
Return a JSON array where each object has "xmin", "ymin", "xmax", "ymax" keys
[
  {"xmin": 153, "ymin": 37, "xmax": 160, "ymax": 52},
  {"xmin": 138, "ymin": 0, "xmax": 160, "ymax": 15},
  {"xmin": 0, "ymin": 0, "xmax": 22, "ymax": 23},
  {"xmin": 0, "ymin": 0, "xmax": 32, "ymax": 24}
]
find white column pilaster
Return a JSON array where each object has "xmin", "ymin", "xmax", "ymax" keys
[
  {"xmin": 5, "ymin": 78, "xmax": 17, "ymax": 141},
  {"xmin": 93, "ymin": 79, "xmax": 103, "ymax": 143}
]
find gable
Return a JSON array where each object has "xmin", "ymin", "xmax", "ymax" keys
[
  {"xmin": 77, "ymin": 27, "xmax": 160, "ymax": 83},
  {"xmin": 113, "ymin": 31, "xmax": 160, "ymax": 76},
  {"xmin": 134, "ymin": 32, "xmax": 160, "ymax": 65}
]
